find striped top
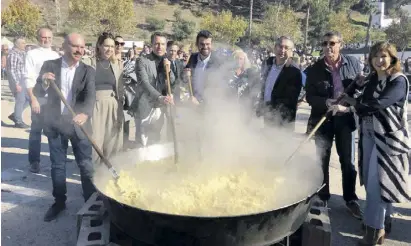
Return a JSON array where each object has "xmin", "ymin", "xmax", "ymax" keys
[{"xmin": 357, "ymin": 73, "xmax": 411, "ymax": 203}]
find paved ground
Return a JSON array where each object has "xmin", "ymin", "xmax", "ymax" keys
[{"xmin": 1, "ymin": 79, "xmax": 411, "ymax": 246}]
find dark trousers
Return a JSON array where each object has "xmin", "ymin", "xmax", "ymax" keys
[
  {"xmin": 48, "ymin": 130, "xmax": 95, "ymax": 204},
  {"xmin": 28, "ymin": 98, "xmax": 47, "ymax": 164},
  {"xmin": 123, "ymin": 121, "xmax": 130, "ymax": 145},
  {"xmin": 315, "ymin": 117, "xmax": 359, "ymax": 202}
]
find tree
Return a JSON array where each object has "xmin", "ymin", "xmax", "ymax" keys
[
  {"xmin": 145, "ymin": 17, "xmax": 166, "ymax": 31},
  {"xmin": 254, "ymin": 5, "xmax": 302, "ymax": 49},
  {"xmin": 308, "ymin": 0, "xmax": 330, "ymax": 49},
  {"xmin": 68, "ymin": 0, "xmax": 136, "ymax": 35},
  {"xmin": 1, "ymin": 0, "xmax": 42, "ymax": 38},
  {"xmin": 327, "ymin": 11, "xmax": 357, "ymax": 44},
  {"xmin": 385, "ymin": 10, "xmax": 411, "ymax": 61},
  {"xmin": 201, "ymin": 10, "xmax": 248, "ymax": 45},
  {"xmin": 172, "ymin": 9, "xmax": 196, "ymax": 41},
  {"xmin": 384, "ymin": 0, "xmax": 409, "ymax": 10}
]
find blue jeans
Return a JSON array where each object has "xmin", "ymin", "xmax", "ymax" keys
[
  {"xmin": 362, "ymin": 121, "xmax": 393, "ymax": 229},
  {"xmin": 48, "ymin": 131, "xmax": 95, "ymax": 204},
  {"xmin": 28, "ymin": 97, "xmax": 47, "ymax": 164},
  {"xmin": 14, "ymin": 89, "xmax": 30, "ymax": 123}
]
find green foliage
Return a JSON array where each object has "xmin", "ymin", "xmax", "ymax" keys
[
  {"xmin": 308, "ymin": 0, "xmax": 331, "ymax": 46},
  {"xmin": 1, "ymin": 0, "xmax": 42, "ymax": 38},
  {"xmin": 200, "ymin": 10, "xmax": 248, "ymax": 45},
  {"xmin": 384, "ymin": 0, "xmax": 410, "ymax": 11},
  {"xmin": 385, "ymin": 10, "xmax": 411, "ymax": 51},
  {"xmin": 327, "ymin": 11, "xmax": 357, "ymax": 44},
  {"xmin": 254, "ymin": 5, "xmax": 302, "ymax": 48},
  {"xmin": 333, "ymin": 0, "xmax": 358, "ymax": 12},
  {"xmin": 146, "ymin": 16, "xmax": 166, "ymax": 31},
  {"xmin": 172, "ymin": 18, "xmax": 196, "ymax": 41},
  {"xmin": 68, "ymin": 0, "xmax": 136, "ymax": 35},
  {"xmin": 370, "ymin": 29, "xmax": 386, "ymax": 43},
  {"xmin": 173, "ymin": 9, "xmax": 182, "ymax": 20}
]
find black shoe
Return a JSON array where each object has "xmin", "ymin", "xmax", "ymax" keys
[
  {"xmin": 29, "ymin": 162, "xmax": 40, "ymax": 173},
  {"xmin": 8, "ymin": 113, "xmax": 16, "ymax": 123},
  {"xmin": 346, "ymin": 200, "xmax": 363, "ymax": 219},
  {"xmin": 15, "ymin": 122, "xmax": 29, "ymax": 129},
  {"xmin": 44, "ymin": 203, "xmax": 66, "ymax": 222}
]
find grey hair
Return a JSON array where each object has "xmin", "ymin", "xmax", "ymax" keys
[
  {"xmin": 275, "ymin": 36, "xmax": 294, "ymax": 49},
  {"xmin": 13, "ymin": 36, "xmax": 25, "ymax": 44},
  {"xmin": 323, "ymin": 31, "xmax": 343, "ymax": 42},
  {"xmin": 36, "ymin": 27, "xmax": 52, "ymax": 38}
]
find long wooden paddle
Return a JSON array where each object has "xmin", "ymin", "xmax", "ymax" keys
[
  {"xmin": 164, "ymin": 62, "xmax": 179, "ymax": 164},
  {"xmin": 48, "ymin": 79, "xmax": 120, "ymax": 181}
]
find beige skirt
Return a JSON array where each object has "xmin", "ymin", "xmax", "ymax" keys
[{"xmin": 91, "ymin": 90, "xmax": 123, "ymax": 164}]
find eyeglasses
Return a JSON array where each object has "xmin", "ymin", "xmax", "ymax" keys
[
  {"xmin": 115, "ymin": 41, "xmax": 125, "ymax": 46},
  {"xmin": 321, "ymin": 41, "xmax": 339, "ymax": 47}
]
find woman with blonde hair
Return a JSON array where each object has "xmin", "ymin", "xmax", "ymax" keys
[
  {"xmin": 331, "ymin": 41, "xmax": 410, "ymax": 245},
  {"xmin": 92, "ymin": 32, "xmax": 124, "ymax": 164},
  {"xmin": 228, "ymin": 50, "xmax": 258, "ymax": 98},
  {"xmin": 226, "ymin": 50, "xmax": 259, "ymax": 122}
]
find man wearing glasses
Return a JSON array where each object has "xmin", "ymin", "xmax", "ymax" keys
[
  {"xmin": 305, "ymin": 31, "xmax": 362, "ymax": 219},
  {"xmin": 256, "ymin": 36, "xmax": 303, "ymax": 128},
  {"xmin": 114, "ymin": 36, "xmax": 125, "ymax": 70}
]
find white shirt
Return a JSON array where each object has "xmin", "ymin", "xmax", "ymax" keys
[
  {"xmin": 61, "ymin": 59, "xmax": 80, "ymax": 114},
  {"xmin": 24, "ymin": 47, "xmax": 60, "ymax": 89},
  {"xmin": 192, "ymin": 53, "xmax": 211, "ymax": 100},
  {"xmin": 264, "ymin": 63, "xmax": 285, "ymax": 102},
  {"xmin": 195, "ymin": 53, "xmax": 211, "ymax": 71}
]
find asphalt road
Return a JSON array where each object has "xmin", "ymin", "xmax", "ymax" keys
[{"xmin": 1, "ymin": 80, "xmax": 410, "ymax": 246}]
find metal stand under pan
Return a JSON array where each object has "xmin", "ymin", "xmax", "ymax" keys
[{"xmin": 76, "ymin": 193, "xmax": 331, "ymax": 246}]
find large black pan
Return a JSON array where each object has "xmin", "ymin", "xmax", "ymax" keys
[{"xmin": 94, "ymin": 143, "xmax": 323, "ymax": 246}]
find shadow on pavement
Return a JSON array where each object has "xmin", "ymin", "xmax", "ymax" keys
[
  {"xmin": 328, "ymin": 194, "xmax": 411, "ymax": 245},
  {"xmin": 1, "ymin": 192, "xmax": 84, "ymax": 246},
  {"xmin": 395, "ymin": 206, "xmax": 411, "ymax": 217},
  {"xmin": 1, "ymin": 136, "xmax": 49, "ymax": 152},
  {"xmin": 327, "ymin": 194, "xmax": 363, "ymax": 246},
  {"xmin": 1, "ymin": 120, "xmax": 16, "ymax": 128},
  {"xmin": 387, "ymin": 215, "xmax": 411, "ymax": 244}
]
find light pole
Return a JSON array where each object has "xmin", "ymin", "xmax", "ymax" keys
[{"xmin": 248, "ymin": 0, "xmax": 254, "ymax": 47}]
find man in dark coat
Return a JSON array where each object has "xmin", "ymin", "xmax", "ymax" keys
[
  {"xmin": 130, "ymin": 32, "xmax": 175, "ymax": 146},
  {"xmin": 34, "ymin": 33, "xmax": 96, "ymax": 222},
  {"xmin": 305, "ymin": 31, "xmax": 362, "ymax": 218},
  {"xmin": 257, "ymin": 36, "xmax": 303, "ymax": 128}
]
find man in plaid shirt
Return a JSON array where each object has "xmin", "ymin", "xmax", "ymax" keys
[{"xmin": 7, "ymin": 36, "xmax": 30, "ymax": 128}]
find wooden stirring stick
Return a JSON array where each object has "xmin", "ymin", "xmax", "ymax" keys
[{"xmin": 164, "ymin": 61, "xmax": 179, "ymax": 164}]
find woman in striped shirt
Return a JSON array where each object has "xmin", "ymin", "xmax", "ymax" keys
[{"xmin": 331, "ymin": 41, "xmax": 410, "ymax": 245}]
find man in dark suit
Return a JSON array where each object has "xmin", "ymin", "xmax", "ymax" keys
[
  {"xmin": 257, "ymin": 36, "xmax": 303, "ymax": 128},
  {"xmin": 34, "ymin": 33, "xmax": 96, "ymax": 221},
  {"xmin": 167, "ymin": 41, "xmax": 184, "ymax": 103},
  {"xmin": 185, "ymin": 30, "xmax": 222, "ymax": 105}
]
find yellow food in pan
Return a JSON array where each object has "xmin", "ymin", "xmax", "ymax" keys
[{"xmin": 104, "ymin": 168, "xmax": 285, "ymax": 217}]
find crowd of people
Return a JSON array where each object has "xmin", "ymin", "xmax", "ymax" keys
[{"xmin": 2, "ymin": 26, "xmax": 411, "ymax": 246}]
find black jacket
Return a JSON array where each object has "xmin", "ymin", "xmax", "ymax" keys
[
  {"xmin": 34, "ymin": 58, "xmax": 96, "ymax": 139},
  {"xmin": 259, "ymin": 57, "xmax": 303, "ymax": 123},
  {"xmin": 171, "ymin": 59, "xmax": 184, "ymax": 102},
  {"xmin": 305, "ymin": 55, "xmax": 362, "ymax": 131}
]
